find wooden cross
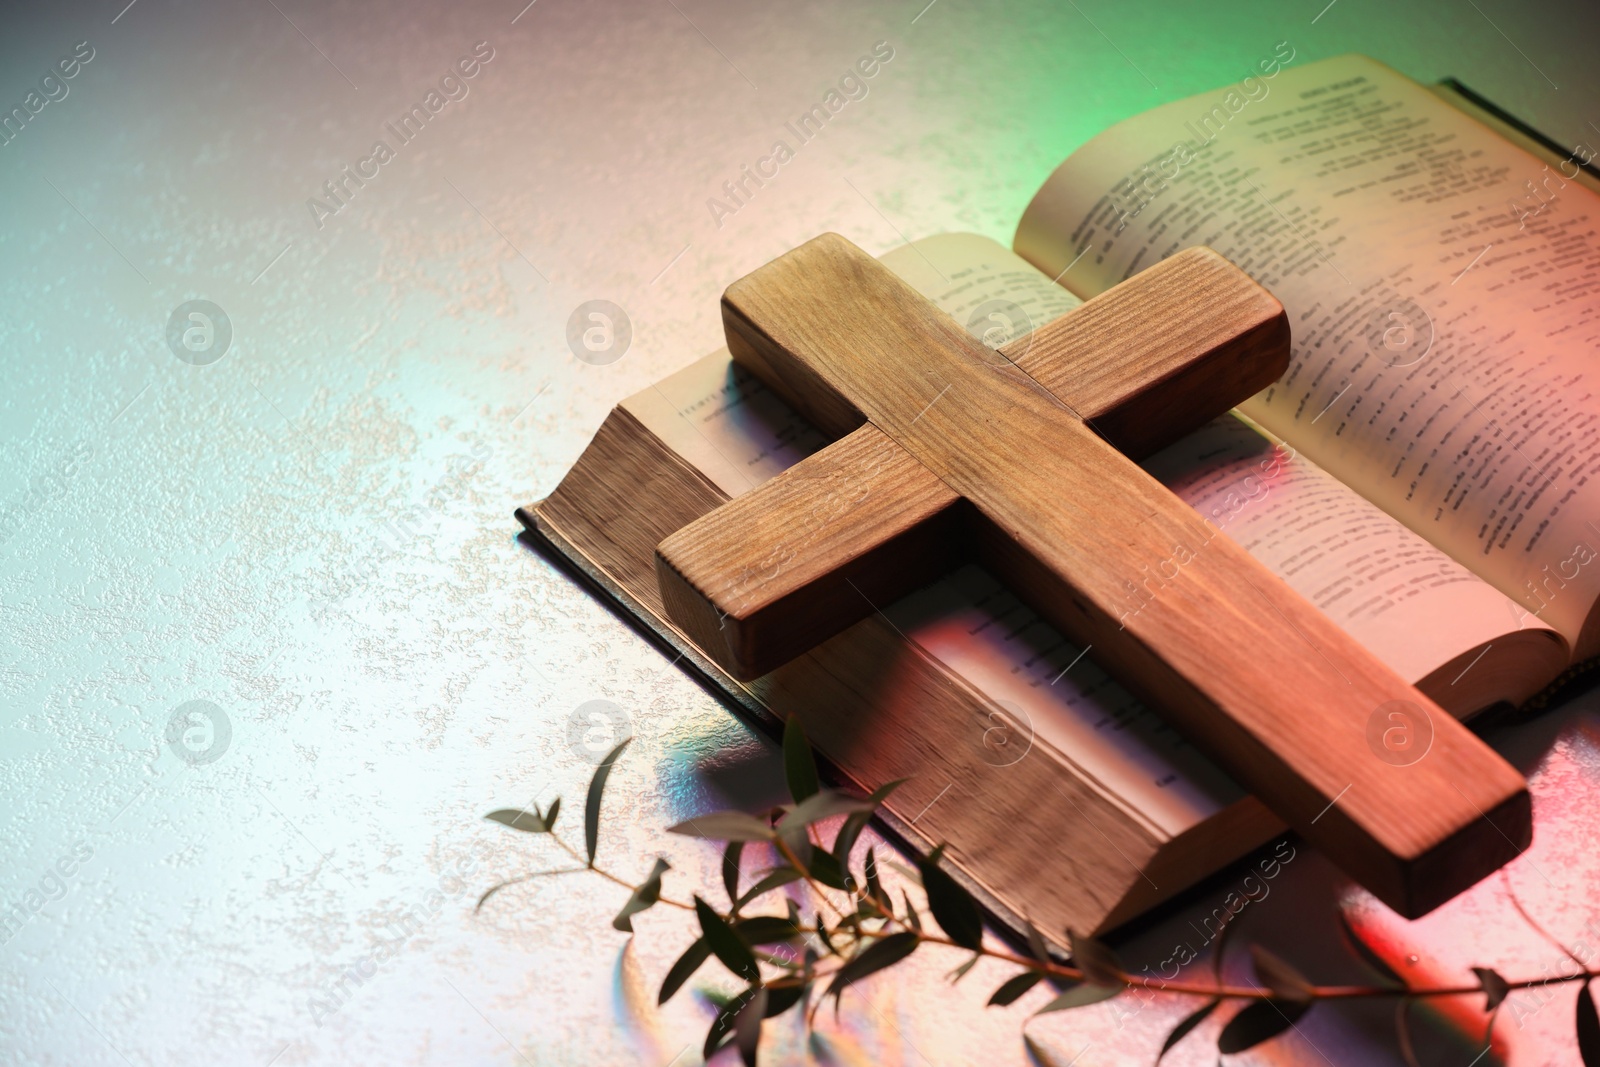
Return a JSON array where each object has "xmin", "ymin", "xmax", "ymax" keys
[{"xmin": 654, "ymin": 234, "xmax": 1529, "ymax": 918}]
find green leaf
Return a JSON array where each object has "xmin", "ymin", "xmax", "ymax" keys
[
  {"xmin": 1024, "ymin": 917, "xmax": 1053, "ymax": 966},
  {"xmin": 1069, "ymin": 929, "xmax": 1125, "ymax": 987},
  {"xmin": 733, "ymin": 868, "xmax": 804, "ymax": 913},
  {"xmin": 734, "ymin": 985, "xmax": 767, "ymax": 1067},
  {"xmin": 542, "ymin": 796, "xmax": 560, "ymax": 831},
  {"xmin": 734, "ymin": 915, "xmax": 801, "ymax": 946},
  {"xmin": 831, "ymin": 779, "xmax": 906, "ymax": 866},
  {"xmin": 777, "ymin": 790, "xmax": 876, "ymax": 835},
  {"xmin": 946, "ymin": 953, "xmax": 980, "ymax": 984},
  {"xmin": 869, "ymin": 778, "xmax": 909, "ymax": 804},
  {"xmin": 667, "ymin": 811, "xmax": 775, "ymax": 842},
  {"xmin": 815, "ymin": 914, "xmax": 839, "ymax": 957},
  {"xmin": 824, "ymin": 932, "xmax": 919, "ymax": 1003},
  {"xmin": 484, "ymin": 807, "xmax": 551, "ymax": 833},
  {"xmin": 1158, "ymin": 997, "xmax": 1220, "ymax": 1060},
  {"xmin": 864, "ymin": 847, "xmax": 884, "ymax": 907},
  {"xmin": 902, "ymin": 891, "xmax": 922, "ymax": 933},
  {"xmin": 612, "ymin": 857, "xmax": 670, "ymax": 932},
  {"xmin": 658, "ymin": 938, "xmax": 711, "ymax": 1005},
  {"xmin": 1578, "ymin": 982, "xmax": 1600, "ymax": 1067},
  {"xmin": 886, "ymin": 859, "xmax": 921, "ymax": 885},
  {"xmin": 699, "ymin": 986, "xmax": 771, "ymax": 1065},
  {"xmin": 584, "ymin": 738, "xmax": 632, "ymax": 865},
  {"xmin": 1336, "ymin": 909, "xmax": 1405, "ymax": 988},
  {"xmin": 723, "ymin": 840, "xmax": 744, "ymax": 905},
  {"xmin": 763, "ymin": 983, "xmax": 806, "ymax": 1019},
  {"xmin": 805, "ymin": 847, "xmax": 850, "ymax": 891},
  {"xmin": 783, "ymin": 716, "xmax": 820, "ymax": 804},
  {"xmin": 784, "ymin": 835, "xmax": 814, "ymax": 872},
  {"xmin": 703, "ymin": 986, "xmax": 761, "ymax": 1061},
  {"xmin": 1250, "ymin": 945, "xmax": 1314, "ymax": 1004},
  {"xmin": 987, "ymin": 970, "xmax": 1044, "ymax": 1006},
  {"xmin": 1472, "ymin": 966, "xmax": 1511, "ymax": 1012},
  {"xmin": 696, "ymin": 896, "xmax": 759, "ymax": 983},
  {"xmin": 833, "ymin": 811, "xmax": 870, "ymax": 866},
  {"xmin": 1216, "ymin": 999, "xmax": 1310, "ymax": 1054},
  {"xmin": 917, "ymin": 846, "xmax": 983, "ymax": 951},
  {"xmin": 1034, "ymin": 979, "xmax": 1123, "ymax": 1014}
]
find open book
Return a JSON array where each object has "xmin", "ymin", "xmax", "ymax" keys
[{"xmin": 520, "ymin": 54, "xmax": 1600, "ymax": 937}]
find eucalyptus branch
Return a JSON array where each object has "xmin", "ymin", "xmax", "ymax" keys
[
  {"xmin": 795, "ymin": 921, "xmax": 1600, "ymax": 1002},
  {"xmin": 772, "ymin": 831, "xmax": 845, "ymax": 923},
  {"xmin": 548, "ymin": 830, "xmax": 696, "ymax": 912},
  {"xmin": 477, "ymin": 726, "xmax": 1600, "ymax": 1067}
]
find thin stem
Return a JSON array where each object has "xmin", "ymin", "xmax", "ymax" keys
[
  {"xmin": 780, "ymin": 921, "xmax": 1600, "ymax": 1003},
  {"xmin": 547, "ymin": 832, "xmax": 696, "ymax": 911},
  {"xmin": 773, "ymin": 832, "xmax": 845, "ymax": 922},
  {"xmin": 497, "ymin": 837, "xmax": 1600, "ymax": 1007}
]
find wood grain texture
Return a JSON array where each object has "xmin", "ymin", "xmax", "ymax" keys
[
  {"xmin": 530, "ymin": 404, "xmax": 1284, "ymax": 938},
  {"xmin": 995, "ymin": 247, "xmax": 1290, "ymax": 459},
  {"xmin": 652, "ymin": 249, "xmax": 1286, "ymax": 675},
  {"xmin": 657, "ymin": 423, "xmax": 968, "ymax": 678},
  {"xmin": 667, "ymin": 248, "xmax": 1288, "ymax": 682},
  {"xmin": 698, "ymin": 232, "xmax": 1528, "ymax": 917}
]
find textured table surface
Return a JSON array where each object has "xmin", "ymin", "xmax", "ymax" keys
[{"xmin": 4, "ymin": 1, "xmax": 1599, "ymax": 1064}]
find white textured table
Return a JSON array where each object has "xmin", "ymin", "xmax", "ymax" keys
[{"xmin": 4, "ymin": 1, "xmax": 1599, "ymax": 1063}]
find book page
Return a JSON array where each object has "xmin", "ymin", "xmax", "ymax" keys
[
  {"xmin": 1140, "ymin": 413, "xmax": 1564, "ymax": 708},
  {"xmin": 1015, "ymin": 53, "xmax": 1600, "ymax": 657},
  {"xmin": 624, "ymin": 355, "xmax": 827, "ymax": 498},
  {"xmin": 877, "ymin": 232, "xmax": 1083, "ymax": 340}
]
